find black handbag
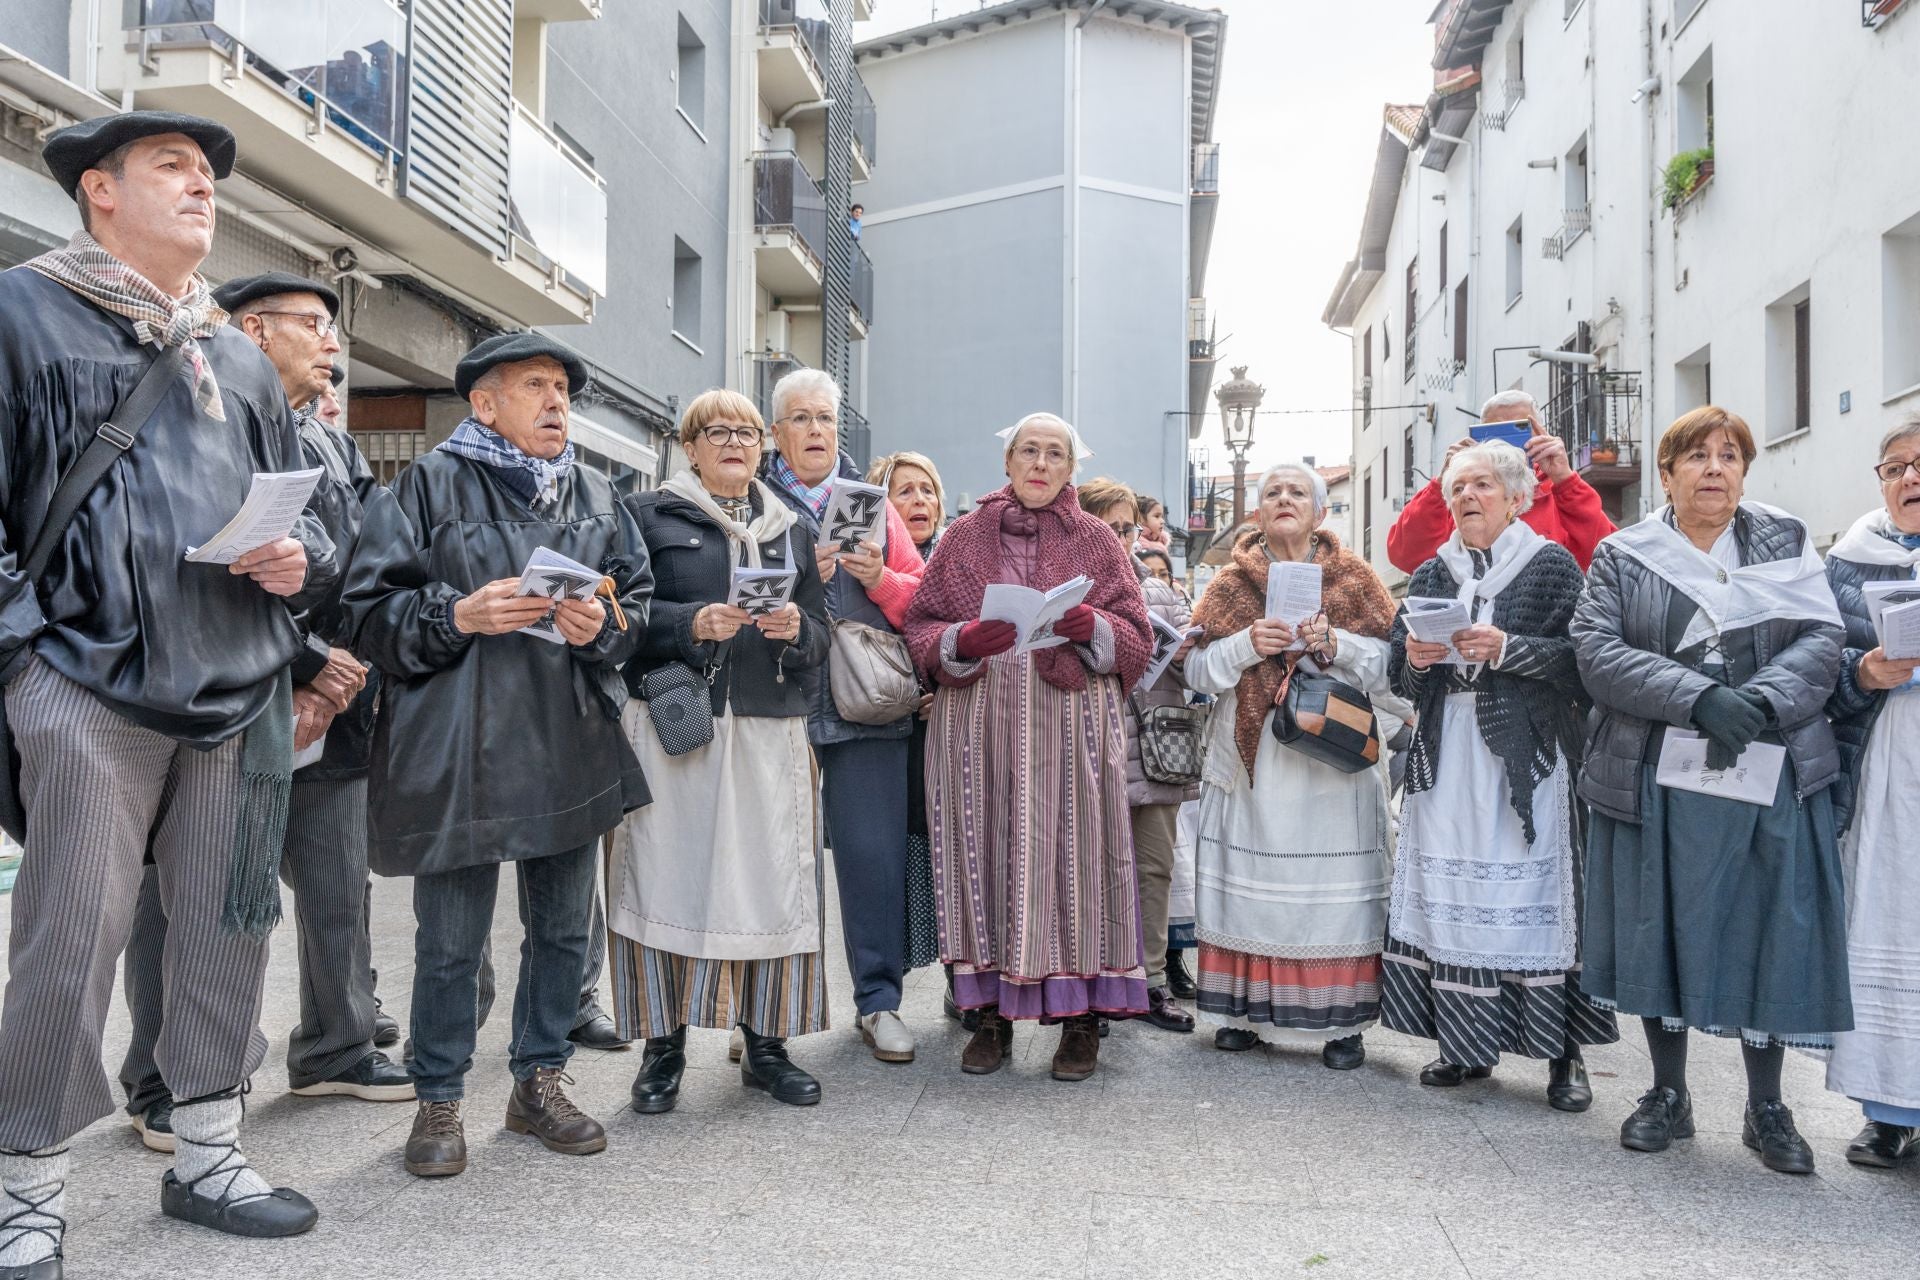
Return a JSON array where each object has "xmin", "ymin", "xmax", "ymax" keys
[
  {"xmin": 639, "ymin": 661, "xmax": 716, "ymax": 756},
  {"xmin": 0, "ymin": 347, "xmax": 185, "ymax": 842},
  {"xmin": 1270, "ymin": 667, "xmax": 1382, "ymax": 775}
]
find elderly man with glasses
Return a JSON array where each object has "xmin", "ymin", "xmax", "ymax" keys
[{"xmin": 759, "ymin": 370, "xmax": 927, "ymax": 1064}]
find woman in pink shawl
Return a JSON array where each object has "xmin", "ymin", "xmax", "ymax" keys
[{"xmin": 902, "ymin": 414, "xmax": 1154, "ymax": 1082}]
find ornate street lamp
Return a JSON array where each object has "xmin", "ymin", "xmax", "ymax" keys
[{"xmin": 1215, "ymin": 365, "xmax": 1265, "ymax": 533}]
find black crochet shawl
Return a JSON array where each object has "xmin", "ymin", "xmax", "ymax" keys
[{"xmin": 1388, "ymin": 542, "xmax": 1589, "ymax": 843}]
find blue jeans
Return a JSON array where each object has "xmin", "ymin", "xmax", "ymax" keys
[
  {"xmin": 818, "ymin": 737, "xmax": 909, "ymax": 1016},
  {"xmin": 409, "ymin": 842, "xmax": 597, "ymax": 1102}
]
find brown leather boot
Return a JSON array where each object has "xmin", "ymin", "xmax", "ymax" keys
[
  {"xmin": 404, "ymin": 1101, "xmax": 466, "ymax": 1178},
  {"xmin": 960, "ymin": 1010, "xmax": 1014, "ymax": 1075},
  {"xmin": 1050, "ymin": 1014, "xmax": 1100, "ymax": 1082},
  {"xmin": 504, "ymin": 1068, "xmax": 606, "ymax": 1156}
]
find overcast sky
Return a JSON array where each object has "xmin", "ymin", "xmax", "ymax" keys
[{"xmin": 861, "ymin": 0, "xmax": 1439, "ymax": 475}]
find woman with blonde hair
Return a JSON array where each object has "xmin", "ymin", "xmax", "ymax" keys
[{"xmin": 608, "ymin": 389, "xmax": 832, "ymax": 1112}]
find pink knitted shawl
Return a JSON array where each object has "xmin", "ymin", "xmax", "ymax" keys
[{"xmin": 903, "ymin": 483, "xmax": 1153, "ymax": 692}]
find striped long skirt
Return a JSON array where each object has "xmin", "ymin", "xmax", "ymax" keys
[{"xmin": 928, "ymin": 655, "xmax": 1149, "ymax": 1021}]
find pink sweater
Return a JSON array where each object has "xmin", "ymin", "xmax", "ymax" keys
[{"xmin": 865, "ymin": 501, "xmax": 926, "ymax": 629}]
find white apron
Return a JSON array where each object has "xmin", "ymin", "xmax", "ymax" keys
[{"xmin": 607, "ymin": 700, "xmax": 819, "ymax": 960}]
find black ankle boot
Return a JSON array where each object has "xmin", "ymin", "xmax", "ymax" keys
[
  {"xmin": 629, "ymin": 1026, "xmax": 687, "ymax": 1115},
  {"xmin": 1166, "ymin": 950, "xmax": 1197, "ymax": 1001},
  {"xmin": 740, "ymin": 1026, "xmax": 821, "ymax": 1106}
]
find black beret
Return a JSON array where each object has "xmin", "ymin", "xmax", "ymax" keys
[
  {"xmin": 329, "ymin": 363, "xmax": 347, "ymax": 388},
  {"xmin": 213, "ymin": 271, "xmax": 340, "ymax": 319},
  {"xmin": 42, "ymin": 110, "xmax": 236, "ymax": 199},
  {"xmin": 454, "ymin": 332, "xmax": 590, "ymax": 399}
]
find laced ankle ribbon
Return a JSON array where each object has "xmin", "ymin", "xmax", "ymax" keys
[{"xmin": 0, "ymin": 1146, "xmax": 68, "ymax": 1261}]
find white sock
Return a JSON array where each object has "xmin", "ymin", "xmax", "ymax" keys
[
  {"xmin": 0, "ymin": 1145, "xmax": 67, "ymax": 1267},
  {"xmin": 169, "ymin": 1096, "xmax": 273, "ymax": 1203}
]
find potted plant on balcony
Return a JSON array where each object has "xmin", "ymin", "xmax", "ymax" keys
[
  {"xmin": 1661, "ymin": 146, "xmax": 1715, "ymax": 210},
  {"xmin": 1590, "ymin": 439, "xmax": 1621, "ymax": 465}
]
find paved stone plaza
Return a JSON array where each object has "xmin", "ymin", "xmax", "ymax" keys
[{"xmin": 3, "ymin": 865, "xmax": 1915, "ymax": 1280}]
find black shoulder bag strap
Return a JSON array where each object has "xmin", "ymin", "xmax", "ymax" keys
[{"xmin": 21, "ymin": 345, "xmax": 185, "ymax": 581}]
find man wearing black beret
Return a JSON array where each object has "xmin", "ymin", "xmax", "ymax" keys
[
  {"xmin": 343, "ymin": 334, "xmax": 653, "ymax": 1178},
  {"xmin": 0, "ymin": 112, "xmax": 330, "ymax": 1270},
  {"xmin": 115, "ymin": 272, "xmax": 410, "ymax": 1160}
]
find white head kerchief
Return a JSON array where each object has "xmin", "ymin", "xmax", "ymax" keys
[{"xmin": 996, "ymin": 413, "xmax": 1094, "ymax": 462}]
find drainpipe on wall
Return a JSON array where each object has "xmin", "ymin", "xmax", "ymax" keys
[{"xmin": 1640, "ymin": 0, "xmax": 1659, "ymax": 513}]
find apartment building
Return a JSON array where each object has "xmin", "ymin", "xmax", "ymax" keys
[
  {"xmin": 1324, "ymin": 0, "xmax": 1920, "ymax": 583},
  {"xmin": 852, "ymin": 0, "xmax": 1224, "ymax": 521},
  {"xmin": 1, "ymin": 1, "xmax": 733, "ymax": 489},
  {"xmin": 728, "ymin": 0, "xmax": 876, "ymax": 465}
]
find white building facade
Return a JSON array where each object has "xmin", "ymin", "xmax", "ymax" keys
[{"xmin": 1326, "ymin": 0, "xmax": 1920, "ymax": 584}]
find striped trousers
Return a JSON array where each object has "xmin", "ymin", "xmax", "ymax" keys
[{"xmin": 0, "ymin": 658, "xmax": 269, "ymax": 1151}]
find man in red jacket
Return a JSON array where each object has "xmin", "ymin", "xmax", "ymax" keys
[{"xmin": 1385, "ymin": 389, "xmax": 1616, "ymax": 572}]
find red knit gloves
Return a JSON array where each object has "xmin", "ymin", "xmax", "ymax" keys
[
  {"xmin": 956, "ymin": 619, "xmax": 1019, "ymax": 660},
  {"xmin": 1054, "ymin": 604, "xmax": 1097, "ymax": 645}
]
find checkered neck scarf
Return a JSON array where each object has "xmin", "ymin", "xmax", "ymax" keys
[
  {"xmin": 769, "ymin": 452, "xmax": 833, "ymax": 516},
  {"xmin": 435, "ymin": 416, "xmax": 575, "ymax": 514},
  {"xmin": 26, "ymin": 231, "xmax": 230, "ymax": 421}
]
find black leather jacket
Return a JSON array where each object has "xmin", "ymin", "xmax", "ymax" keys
[
  {"xmin": 344, "ymin": 452, "xmax": 652, "ymax": 876},
  {"xmin": 0, "ymin": 266, "xmax": 337, "ymax": 744}
]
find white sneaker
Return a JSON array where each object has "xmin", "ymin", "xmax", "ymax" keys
[
  {"xmin": 729, "ymin": 1027, "xmax": 745, "ymax": 1063},
  {"xmin": 858, "ymin": 1010, "xmax": 915, "ymax": 1063}
]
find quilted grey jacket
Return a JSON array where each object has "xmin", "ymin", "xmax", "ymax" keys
[{"xmin": 1570, "ymin": 506, "xmax": 1843, "ymax": 823}]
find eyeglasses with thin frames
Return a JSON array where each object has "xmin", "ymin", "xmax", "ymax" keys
[
  {"xmin": 1013, "ymin": 444, "xmax": 1071, "ymax": 467},
  {"xmin": 699, "ymin": 424, "xmax": 765, "ymax": 447},
  {"xmin": 258, "ymin": 310, "xmax": 339, "ymax": 340},
  {"xmin": 781, "ymin": 412, "xmax": 838, "ymax": 432},
  {"xmin": 1107, "ymin": 521, "xmax": 1138, "ymax": 539},
  {"xmin": 1873, "ymin": 457, "xmax": 1920, "ymax": 484}
]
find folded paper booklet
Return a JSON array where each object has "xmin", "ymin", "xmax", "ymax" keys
[
  {"xmin": 292, "ymin": 729, "xmax": 327, "ymax": 771},
  {"xmin": 729, "ymin": 566, "xmax": 797, "ymax": 617},
  {"xmin": 981, "ymin": 575, "xmax": 1093, "ymax": 653},
  {"xmin": 1402, "ymin": 596, "xmax": 1473, "ymax": 665},
  {"xmin": 516, "ymin": 547, "xmax": 606, "ymax": 644},
  {"xmin": 1654, "ymin": 727, "xmax": 1786, "ymax": 807},
  {"xmin": 1139, "ymin": 614, "xmax": 1203, "ymax": 690},
  {"xmin": 820, "ymin": 477, "xmax": 889, "ymax": 555},
  {"xmin": 1265, "ymin": 561, "xmax": 1322, "ymax": 651},
  {"xmin": 184, "ymin": 468, "xmax": 324, "ymax": 564},
  {"xmin": 1864, "ymin": 578, "xmax": 1920, "ymax": 661}
]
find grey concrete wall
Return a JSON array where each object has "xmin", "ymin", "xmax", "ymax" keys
[
  {"xmin": 856, "ymin": 11, "xmax": 1191, "ymax": 517},
  {"xmin": 12, "ymin": 0, "xmax": 67, "ymax": 72},
  {"xmin": 538, "ymin": 0, "xmax": 733, "ymax": 425}
]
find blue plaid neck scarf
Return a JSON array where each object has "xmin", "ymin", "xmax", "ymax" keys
[
  {"xmin": 435, "ymin": 416, "xmax": 575, "ymax": 513},
  {"xmin": 770, "ymin": 452, "xmax": 833, "ymax": 516}
]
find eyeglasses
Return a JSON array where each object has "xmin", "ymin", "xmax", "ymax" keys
[
  {"xmin": 259, "ymin": 310, "xmax": 339, "ymax": 340},
  {"xmin": 1873, "ymin": 457, "xmax": 1920, "ymax": 484},
  {"xmin": 1013, "ymin": 444, "xmax": 1071, "ymax": 467},
  {"xmin": 780, "ymin": 412, "xmax": 838, "ymax": 432},
  {"xmin": 699, "ymin": 424, "xmax": 765, "ymax": 447},
  {"xmin": 1106, "ymin": 521, "xmax": 1138, "ymax": 539}
]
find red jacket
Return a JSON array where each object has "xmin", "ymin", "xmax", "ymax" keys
[{"xmin": 1385, "ymin": 470, "xmax": 1615, "ymax": 573}]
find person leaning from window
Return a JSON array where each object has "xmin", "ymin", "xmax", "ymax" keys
[
  {"xmin": 1077, "ymin": 477, "xmax": 1198, "ymax": 1035},
  {"xmin": 1387, "ymin": 389, "xmax": 1616, "ymax": 573},
  {"xmin": 901, "ymin": 415, "xmax": 1155, "ymax": 1082},
  {"xmin": 761, "ymin": 371, "xmax": 926, "ymax": 1065},
  {"xmin": 1573, "ymin": 405, "xmax": 1850, "ymax": 1176},
  {"xmin": 611, "ymin": 390, "xmax": 832, "ymax": 1114},
  {"xmin": 1383, "ymin": 442, "xmax": 1616, "ymax": 1113},
  {"xmin": 1821, "ymin": 415, "xmax": 1920, "ymax": 1170},
  {"xmin": 867, "ymin": 451, "xmax": 950, "ymax": 1004},
  {"xmin": 1184, "ymin": 464, "xmax": 1397, "ymax": 1070},
  {"xmin": 344, "ymin": 333, "xmax": 653, "ymax": 1180}
]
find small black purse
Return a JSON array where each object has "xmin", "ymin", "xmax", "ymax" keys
[
  {"xmin": 639, "ymin": 662, "xmax": 715, "ymax": 756},
  {"xmin": 1270, "ymin": 668, "xmax": 1381, "ymax": 775}
]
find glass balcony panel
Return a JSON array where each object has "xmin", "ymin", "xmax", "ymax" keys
[
  {"xmin": 509, "ymin": 106, "xmax": 609, "ymax": 296},
  {"xmin": 850, "ymin": 238, "xmax": 874, "ymax": 324},
  {"xmin": 849, "ymin": 69, "xmax": 878, "ymax": 165},
  {"xmin": 754, "ymin": 150, "xmax": 827, "ymax": 269},
  {"xmin": 131, "ymin": 0, "xmax": 406, "ymax": 153}
]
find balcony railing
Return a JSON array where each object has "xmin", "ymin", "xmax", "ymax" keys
[
  {"xmin": 1187, "ymin": 298, "xmax": 1212, "ymax": 358},
  {"xmin": 840, "ymin": 404, "xmax": 872, "ymax": 471},
  {"xmin": 751, "ymin": 350, "xmax": 807, "ymax": 425},
  {"xmin": 849, "ymin": 69, "xmax": 878, "ymax": 167},
  {"xmin": 760, "ymin": 0, "xmax": 831, "ymax": 74},
  {"xmin": 509, "ymin": 104, "xmax": 608, "ymax": 297},
  {"xmin": 754, "ymin": 150, "xmax": 828, "ymax": 271},
  {"xmin": 1544, "ymin": 369, "xmax": 1643, "ymax": 485},
  {"xmin": 850, "ymin": 238, "xmax": 874, "ymax": 325},
  {"xmin": 1192, "ymin": 141, "xmax": 1220, "ymax": 195},
  {"xmin": 131, "ymin": 0, "xmax": 407, "ymax": 160}
]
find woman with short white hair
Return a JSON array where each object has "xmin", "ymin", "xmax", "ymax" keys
[
  {"xmin": 1186, "ymin": 462, "xmax": 1398, "ymax": 1069},
  {"xmin": 1384, "ymin": 441, "xmax": 1617, "ymax": 1112}
]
